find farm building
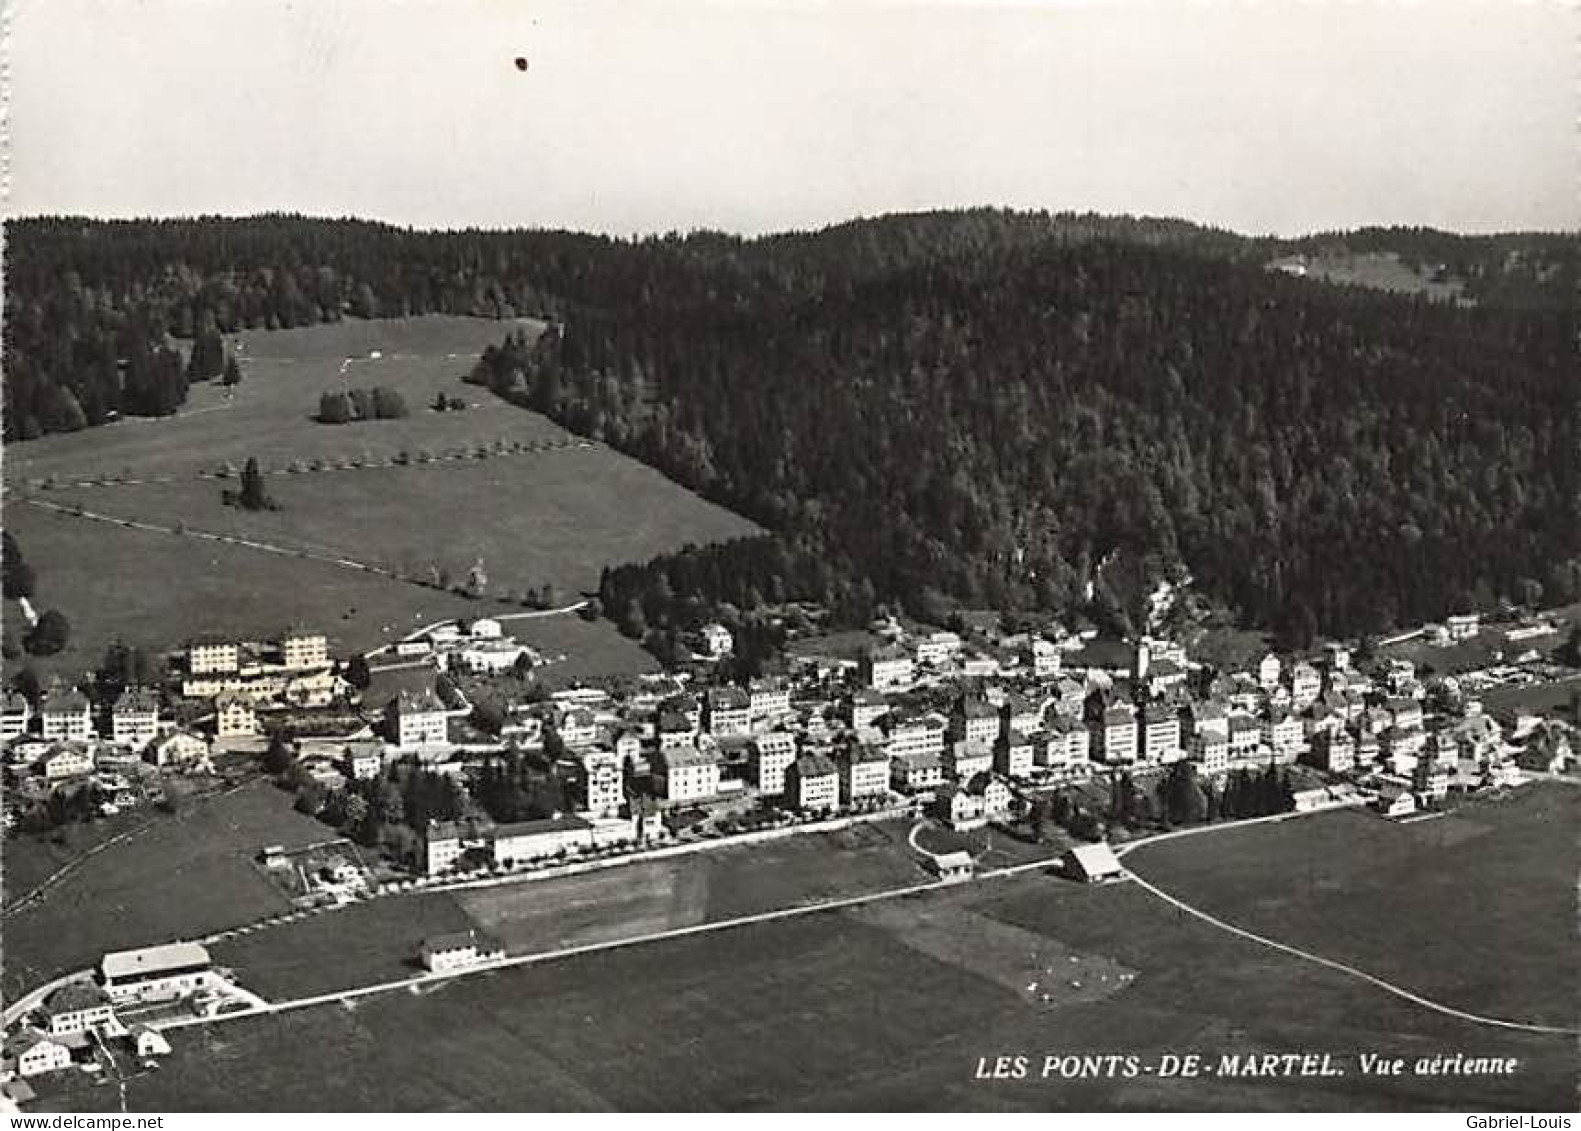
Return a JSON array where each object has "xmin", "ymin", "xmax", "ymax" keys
[
  {"xmin": 931, "ymin": 850, "xmax": 974, "ymax": 883},
  {"xmin": 1063, "ymin": 843, "xmax": 1125, "ymax": 883},
  {"xmin": 420, "ymin": 929, "xmax": 506, "ymax": 973},
  {"xmin": 98, "ymin": 942, "xmax": 215, "ymax": 1005}
]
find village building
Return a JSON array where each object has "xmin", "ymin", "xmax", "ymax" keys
[
  {"xmin": 187, "ymin": 638, "xmax": 240, "ymax": 676},
  {"xmin": 748, "ymin": 731, "xmax": 798, "ymax": 797},
  {"xmin": 914, "ymin": 631, "xmax": 963, "ymax": 667},
  {"xmin": 384, "ymin": 688, "xmax": 448, "ymax": 749},
  {"xmin": 491, "ymin": 815, "xmax": 600, "ymax": 866},
  {"xmin": 1191, "ymin": 730, "xmax": 1230, "ymax": 776},
  {"xmin": 1227, "ymin": 712, "xmax": 1261, "ymax": 759},
  {"xmin": 42, "ymin": 741, "xmax": 95, "ymax": 782},
  {"xmin": 861, "ymin": 644, "xmax": 915, "ymax": 691},
  {"xmin": 846, "ymin": 689, "xmax": 890, "ymax": 730},
  {"xmin": 1310, "ymin": 730, "xmax": 1356, "ymax": 774},
  {"xmin": 1288, "ymin": 662, "xmax": 1322, "ymax": 709},
  {"xmin": 98, "ymin": 942, "xmax": 215, "ymax": 1005},
  {"xmin": 953, "ymin": 697, "xmax": 1001, "ymax": 747},
  {"xmin": 279, "ymin": 630, "xmax": 329, "ymax": 670},
  {"xmin": 891, "ymin": 750, "xmax": 945, "ymax": 794},
  {"xmin": 3, "ymin": 1031, "xmax": 72, "ymax": 1078},
  {"xmin": 110, "ymin": 688, "xmax": 161, "ymax": 751},
  {"xmin": 943, "ymin": 738, "xmax": 993, "ymax": 782},
  {"xmin": 340, "ymin": 740, "xmax": 384, "ymax": 781},
  {"xmin": 705, "ymin": 686, "xmax": 752, "ymax": 737},
  {"xmin": 994, "ymin": 729, "xmax": 1035, "ymax": 778},
  {"xmin": 787, "ymin": 752, "xmax": 840, "ymax": 812},
  {"xmin": 1262, "ymin": 709, "xmax": 1305, "ymax": 757},
  {"xmin": 1, "ymin": 692, "xmax": 32, "ymax": 742},
  {"xmin": 1141, "ymin": 704, "xmax": 1182, "ymax": 764},
  {"xmin": 839, "ymin": 743, "xmax": 891, "ymax": 804},
  {"xmin": 657, "ymin": 710, "xmax": 697, "ymax": 753},
  {"xmin": 420, "ymin": 929, "xmax": 506, "ymax": 973},
  {"xmin": 930, "ymin": 850, "xmax": 975, "ymax": 883},
  {"xmin": 42, "ymin": 982, "xmax": 117, "ymax": 1037},
  {"xmin": 700, "ymin": 622, "xmax": 734, "ymax": 659},
  {"xmin": 215, "ymin": 693, "xmax": 261, "ymax": 739},
  {"xmin": 1446, "ymin": 612, "xmax": 1481, "ymax": 641},
  {"xmin": 1063, "ymin": 842, "xmax": 1125, "ymax": 883},
  {"xmin": 883, "ymin": 712, "xmax": 948, "ymax": 761},
  {"xmin": 146, "ymin": 729, "xmax": 210, "ymax": 769},
  {"xmin": 1257, "ymin": 652, "xmax": 1282, "ymax": 691},
  {"xmin": 1043, "ymin": 716, "xmax": 1092, "ymax": 773},
  {"xmin": 654, "ymin": 745, "xmax": 722, "ymax": 802},
  {"xmin": 1025, "ymin": 637, "xmax": 1062, "ymax": 678},
  {"xmin": 1096, "ymin": 705, "xmax": 1139, "ymax": 765},
  {"xmin": 748, "ymin": 678, "xmax": 792, "ymax": 725},
  {"xmin": 40, "ymin": 687, "xmax": 93, "ymax": 742},
  {"xmin": 575, "ymin": 747, "xmax": 624, "ymax": 818}
]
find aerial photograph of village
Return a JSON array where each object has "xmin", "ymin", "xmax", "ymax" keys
[{"xmin": 0, "ymin": 0, "xmax": 1575, "ymax": 1116}]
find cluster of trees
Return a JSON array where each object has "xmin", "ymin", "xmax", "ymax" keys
[
  {"xmin": 596, "ymin": 537, "xmax": 869, "ymax": 670},
  {"xmin": 2, "ymin": 533, "xmax": 72, "ymax": 657},
  {"xmin": 9, "ymin": 212, "xmax": 1578, "ymax": 649},
  {"xmin": 186, "ymin": 329, "xmax": 242, "ymax": 386},
  {"xmin": 317, "ymin": 386, "xmax": 409, "ymax": 424},
  {"xmin": 474, "ymin": 748, "xmax": 570, "ymax": 823},
  {"xmin": 277, "ymin": 737, "xmax": 466, "ymax": 854},
  {"xmin": 1030, "ymin": 760, "xmax": 1296, "ymax": 844},
  {"xmin": 12, "ymin": 211, "xmax": 1571, "ymax": 444},
  {"xmin": 1217, "ymin": 766, "xmax": 1299, "ymax": 820},
  {"xmin": 482, "ymin": 236, "xmax": 1578, "ymax": 645}
]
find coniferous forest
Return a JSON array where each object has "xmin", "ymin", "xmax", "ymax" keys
[{"xmin": 6, "ymin": 211, "xmax": 1579, "ymax": 645}]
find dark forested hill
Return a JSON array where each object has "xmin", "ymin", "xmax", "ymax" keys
[{"xmin": 6, "ymin": 211, "xmax": 1578, "ymax": 644}]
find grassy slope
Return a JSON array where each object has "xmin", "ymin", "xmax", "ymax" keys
[
  {"xmin": 1, "ymin": 780, "xmax": 330, "ymax": 997},
  {"xmin": 3, "ymin": 315, "xmax": 753, "ymax": 675}
]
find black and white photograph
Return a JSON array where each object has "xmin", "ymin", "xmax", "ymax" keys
[{"xmin": 0, "ymin": 0, "xmax": 1576, "ymax": 1115}]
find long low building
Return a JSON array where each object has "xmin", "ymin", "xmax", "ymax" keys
[{"xmin": 98, "ymin": 942, "xmax": 215, "ymax": 1004}]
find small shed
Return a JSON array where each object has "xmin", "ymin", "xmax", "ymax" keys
[
  {"xmin": 131, "ymin": 1026, "xmax": 172, "ymax": 1058},
  {"xmin": 1063, "ymin": 842, "xmax": 1125, "ymax": 884},
  {"xmin": 931, "ymin": 850, "xmax": 974, "ymax": 883}
]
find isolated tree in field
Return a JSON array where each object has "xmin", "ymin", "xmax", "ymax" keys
[
  {"xmin": 238, "ymin": 458, "xmax": 269, "ymax": 510},
  {"xmin": 24, "ymin": 609, "xmax": 70, "ymax": 656},
  {"xmin": 222, "ymin": 356, "xmax": 242, "ymax": 387}
]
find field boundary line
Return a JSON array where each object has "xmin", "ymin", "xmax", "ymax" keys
[{"xmin": 1120, "ymin": 863, "xmax": 1580, "ymax": 1037}]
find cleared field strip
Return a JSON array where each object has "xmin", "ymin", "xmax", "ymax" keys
[{"xmin": 11, "ymin": 436, "xmax": 599, "ymax": 492}]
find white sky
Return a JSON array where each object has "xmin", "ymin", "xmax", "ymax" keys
[{"xmin": 8, "ymin": 0, "xmax": 1578, "ymax": 236}]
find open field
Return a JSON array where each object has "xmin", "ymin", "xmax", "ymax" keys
[
  {"xmin": 210, "ymin": 892, "xmax": 478, "ymax": 1001},
  {"xmin": 1122, "ymin": 783, "xmax": 1580, "ymax": 1030},
  {"xmin": 209, "ymin": 820, "xmax": 932, "ymax": 1002},
  {"xmin": 3, "ymin": 315, "xmax": 755, "ymax": 673},
  {"xmin": 39, "ymin": 866, "xmax": 1573, "ymax": 1112},
  {"xmin": 1, "ymin": 780, "xmax": 330, "ymax": 997},
  {"xmin": 6, "ymin": 317, "xmax": 552, "ymax": 484}
]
